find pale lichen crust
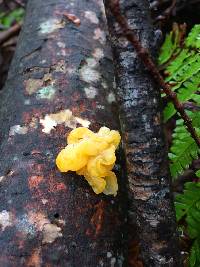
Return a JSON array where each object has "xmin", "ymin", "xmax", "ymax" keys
[{"xmin": 56, "ymin": 127, "xmax": 121, "ymax": 196}]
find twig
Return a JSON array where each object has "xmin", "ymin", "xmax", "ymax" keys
[
  {"xmin": 155, "ymin": 0, "xmax": 177, "ymax": 22},
  {"xmin": 183, "ymin": 102, "xmax": 200, "ymax": 111},
  {"xmin": 12, "ymin": 0, "xmax": 25, "ymax": 7},
  {"xmin": 0, "ymin": 23, "xmax": 21, "ymax": 46},
  {"xmin": 109, "ymin": 0, "xmax": 200, "ymax": 148}
]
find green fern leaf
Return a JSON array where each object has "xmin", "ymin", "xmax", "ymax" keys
[
  {"xmin": 163, "ymin": 73, "xmax": 200, "ymax": 122},
  {"xmin": 196, "ymin": 170, "xmax": 200, "ymax": 178},
  {"xmin": 175, "ymin": 182, "xmax": 200, "ymax": 221},
  {"xmin": 169, "ymin": 113, "xmax": 200, "ymax": 178},
  {"xmin": 158, "ymin": 24, "xmax": 181, "ymax": 65},
  {"xmin": 165, "ymin": 49, "xmax": 193, "ymax": 78},
  {"xmin": 175, "ymin": 182, "xmax": 200, "ymax": 267},
  {"xmin": 166, "ymin": 53, "xmax": 200, "ymax": 85},
  {"xmin": 159, "ymin": 25, "xmax": 200, "ymax": 122},
  {"xmin": 163, "ymin": 103, "xmax": 175, "ymax": 122},
  {"xmin": 186, "ymin": 25, "xmax": 200, "ymax": 49},
  {"xmin": 190, "ymin": 239, "xmax": 200, "ymax": 267}
]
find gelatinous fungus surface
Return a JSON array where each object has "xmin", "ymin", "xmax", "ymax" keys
[{"xmin": 56, "ymin": 127, "xmax": 121, "ymax": 196}]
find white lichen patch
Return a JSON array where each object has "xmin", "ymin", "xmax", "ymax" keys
[
  {"xmin": 57, "ymin": 219, "xmax": 66, "ymax": 226},
  {"xmin": 9, "ymin": 125, "xmax": 28, "ymax": 136},
  {"xmin": 102, "ymin": 81, "xmax": 108, "ymax": 89},
  {"xmin": 107, "ymin": 92, "xmax": 116, "ymax": 103},
  {"xmin": 0, "ymin": 176, "xmax": 5, "ymax": 182},
  {"xmin": 111, "ymin": 257, "xmax": 116, "ymax": 267},
  {"xmin": 39, "ymin": 18, "xmax": 65, "ymax": 34},
  {"xmin": 36, "ymin": 86, "xmax": 56, "ymax": 100},
  {"xmin": 40, "ymin": 109, "xmax": 91, "ymax": 134},
  {"xmin": 57, "ymin": 41, "xmax": 66, "ymax": 48},
  {"xmin": 153, "ymin": 98, "xmax": 157, "ymax": 104},
  {"xmin": 40, "ymin": 116, "xmax": 56, "ymax": 134},
  {"xmin": 0, "ymin": 210, "xmax": 13, "ymax": 231},
  {"xmin": 29, "ymin": 117, "xmax": 39, "ymax": 129},
  {"xmin": 80, "ymin": 57, "xmax": 100, "ymax": 83},
  {"xmin": 28, "ymin": 211, "xmax": 49, "ymax": 232},
  {"xmin": 25, "ymin": 79, "xmax": 43, "ymax": 95},
  {"xmin": 86, "ymin": 58, "xmax": 98, "ymax": 68},
  {"xmin": 15, "ymin": 211, "xmax": 63, "ymax": 243},
  {"xmin": 107, "ymin": 252, "xmax": 112, "ymax": 258},
  {"xmin": 96, "ymin": 105, "xmax": 104, "ymax": 110},
  {"xmin": 57, "ymin": 49, "xmax": 67, "ymax": 57},
  {"xmin": 118, "ymin": 255, "xmax": 125, "ymax": 267},
  {"xmin": 99, "ymin": 259, "xmax": 104, "ymax": 266},
  {"xmin": 84, "ymin": 11, "xmax": 99, "ymax": 24},
  {"xmin": 42, "ymin": 223, "xmax": 62, "ymax": 244},
  {"xmin": 149, "ymin": 219, "xmax": 159, "ymax": 227},
  {"xmin": 41, "ymin": 199, "xmax": 48, "ymax": 205},
  {"xmin": 75, "ymin": 117, "xmax": 91, "ymax": 128},
  {"xmin": 84, "ymin": 86, "xmax": 97, "ymax": 99},
  {"xmin": 24, "ymin": 99, "xmax": 31, "ymax": 105},
  {"xmin": 92, "ymin": 48, "xmax": 104, "ymax": 60},
  {"xmin": 97, "ymin": 0, "xmax": 106, "ymax": 16},
  {"xmin": 16, "ymin": 214, "xmax": 36, "ymax": 236},
  {"xmin": 53, "ymin": 60, "xmax": 67, "ymax": 73},
  {"xmin": 93, "ymin": 28, "xmax": 106, "ymax": 44},
  {"xmin": 113, "ymin": 78, "xmax": 116, "ymax": 89},
  {"xmin": 66, "ymin": 66, "xmax": 76, "ymax": 75}
]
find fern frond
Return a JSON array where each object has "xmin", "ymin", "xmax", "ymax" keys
[
  {"xmin": 158, "ymin": 23, "xmax": 182, "ymax": 65},
  {"xmin": 175, "ymin": 182, "xmax": 200, "ymax": 221},
  {"xmin": 166, "ymin": 53, "xmax": 200, "ymax": 85},
  {"xmin": 190, "ymin": 239, "xmax": 200, "ymax": 267},
  {"xmin": 169, "ymin": 112, "xmax": 200, "ymax": 178},
  {"xmin": 186, "ymin": 25, "xmax": 200, "ymax": 49},
  {"xmin": 175, "ymin": 182, "xmax": 200, "ymax": 267},
  {"xmin": 159, "ymin": 24, "xmax": 200, "ymax": 122},
  {"xmin": 164, "ymin": 72, "xmax": 200, "ymax": 121}
]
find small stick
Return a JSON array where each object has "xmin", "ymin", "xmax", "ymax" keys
[
  {"xmin": 109, "ymin": 0, "xmax": 200, "ymax": 148},
  {"xmin": 0, "ymin": 23, "xmax": 21, "ymax": 46},
  {"xmin": 12, "ymin": 0, "xmax": 25, "ymax": 7}
]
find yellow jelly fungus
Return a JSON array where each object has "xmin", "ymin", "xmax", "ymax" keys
[{"xmin": 56, "ymin": 127, "xmax": 121, "ymax": 196}]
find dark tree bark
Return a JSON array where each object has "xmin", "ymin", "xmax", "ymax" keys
[
  {"xmin": 104, "ymin": 1, "xmax": 182, "ymax": 266},
  {"xmin": 0, "ymin": 0, "xmax": 127, "ymax": 266}
]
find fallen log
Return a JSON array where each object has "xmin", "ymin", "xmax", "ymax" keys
[
  {"xmin": 0, "ymin": 0, "xmax": 127, "ymax": 266},
  {"xmin": 104, "ymin": 0, "xmax": 182, "ymax": 266}
]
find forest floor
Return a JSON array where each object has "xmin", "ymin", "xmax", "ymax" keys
[{"xmin": 0, "ymin": 0, "xmax": 26, "ymax": 89}]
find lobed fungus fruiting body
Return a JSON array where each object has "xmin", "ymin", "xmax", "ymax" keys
[{"xmin": 56, "ymin": 127, "xmax": 121, "ymax": 196}]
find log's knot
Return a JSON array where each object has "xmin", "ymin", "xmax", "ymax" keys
[{"xmin": 56, "ymin": 127, "xmax": 121, "ymax": 196}]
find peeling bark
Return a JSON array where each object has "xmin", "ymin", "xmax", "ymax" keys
[
  {"xmin": 104, "ymin": 1, "xmax": 182, "ymax": 266},
  {"xmin": 0, "ymin": 1, "xmax": 127, "ymax": 266}
]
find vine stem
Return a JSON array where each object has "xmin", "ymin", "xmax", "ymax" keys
[{"xmin": 109, "ymin": 0, "xmax": 200, "ymax": 148}]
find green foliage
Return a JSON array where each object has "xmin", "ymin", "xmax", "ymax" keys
[
  {"xmin": 175, "ymin": 182, "xmax": 200, "ymax": 267},
  {"xmin": 160, "ymin": 24, "xmax": 200, "ymax": 267},
  {"xmin": 186, "ymin": 25, "xmax": 200, "ymax": 49},
  {"xmin": 159, "ymin": 24, "xmax": 200, "ymax": 178},
  {"xmin": 158, "ymin": 24, "xmax": 181, "ymax": 65},
  {"xmin": 0, "ymin": 8, "xmax": 24, "ymax": 29},
  {"xmin": 159, "ymin": 24, "xmax": 200, "ymax": 122},
  {"xmin": 169, "ymin": 112, "xmax": 200, "ymax": 178},
  {"xmin": 196, "ymin": 170, "xmax": 200, "ymax": 178}
]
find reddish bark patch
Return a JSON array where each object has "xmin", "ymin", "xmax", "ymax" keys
[
  {"xmin": 28, "ymin": 175, "xmax": 44, "ymax": 189},
  {"xmin": 27, "ymin": 248, "xmax": 41, "ymax": 267}
]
